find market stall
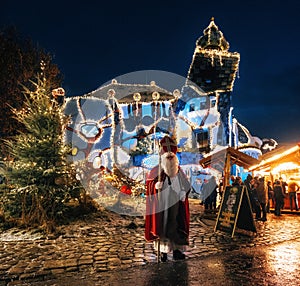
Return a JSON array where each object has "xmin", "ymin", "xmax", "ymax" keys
[
  {"xmin": 199, "ymin": 146, "xmax": 259, "ymax": 188},
  {"xmin": 248, "ymin": 143, "xmax": 300, "ymax": 210}
]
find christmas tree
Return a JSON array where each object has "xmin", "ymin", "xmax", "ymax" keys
[
  {"xmin": 129, "ymin": 136, "xmax": 152, "ymax": 156},
  {"xmin": 1, "ymin": 66, "xmax": 85, "ymax": 232}
]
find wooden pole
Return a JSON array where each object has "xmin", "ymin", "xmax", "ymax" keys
[
  {"xmin": 157, "ymin": 239, "xmax": 160, "ymax": 263},
  {"xmin": 156, "ymin": 136, "xmax": 162, "ymax": 263},
  {"xmin": 224, "ymin": 151, "xmax": 231, "ymax": 188}
]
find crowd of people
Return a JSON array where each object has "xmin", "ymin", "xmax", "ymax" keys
[
  {"xmin": 189, "ymin": 172, "xmax": 300, "ymax": 218},
  {"xmin": 191, "ymin": 172, "xmax": 300, "ymax": 220},
  {"xmin": 197, "ymin": 173, "xmax": 300, "ymax": 220},
  {"xmin": 235, "ymin": 174, "xmax": 299, "ymax": 220}
]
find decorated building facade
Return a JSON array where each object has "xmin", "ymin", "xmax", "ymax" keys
[{"xmin": 63, "ymin": 18, "xmax": 271, "ymax": 197}]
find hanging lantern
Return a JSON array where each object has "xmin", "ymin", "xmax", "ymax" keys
[
  {"xmin": 152, "ymin": 91, "xmax": 160, "ymax": 101},
  {"xmin": 133, "ymin": 92, "xmax": 141, "ymax": 102},
  {"xmin": 52, "ymin": 87, "xmax": 65, "ymax": 99},
  {"xmin": 173, "ymin": 89, "xmax": 180, "ymax": 99},
  {"xmin": 107, "ymin": 89, "xmax": 116, "ymax": 97}
]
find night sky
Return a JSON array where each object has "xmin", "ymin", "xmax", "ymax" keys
[{"xmin": 1, "ymin": 0, "xmax": 300, "ymax": 144}]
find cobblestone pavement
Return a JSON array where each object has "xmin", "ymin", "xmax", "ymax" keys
[{"xmin": 1, "ymin": 200, "xmax": 300, "ymax": 285}]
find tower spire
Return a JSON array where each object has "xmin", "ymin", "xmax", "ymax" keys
[
  {"xmin": 196, "ymin": 17, "xmax": 229, "ymax": 51},
  {"xmin": 187, "ymin": 18, "xmax": 240, "ymax": 93}
]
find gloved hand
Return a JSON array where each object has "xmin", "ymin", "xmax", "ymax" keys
[
  {"xmin": 155, "ymin": 181, "xmax": 163, "ymax": 190},
  {"xmin": 179, "ymin": 191, "xmax": 186, "ymax": 201}
]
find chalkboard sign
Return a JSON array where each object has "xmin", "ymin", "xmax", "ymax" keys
[{"xmin": 214, "ymin": 185, "xmax": 256, "ymax": 237}]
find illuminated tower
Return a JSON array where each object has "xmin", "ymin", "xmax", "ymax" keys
[{"xmin": 187, "ymin": 17, "xmax": 240, "ymax": 145}]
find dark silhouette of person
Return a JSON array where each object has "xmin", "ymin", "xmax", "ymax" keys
[
  {"xmin": 273, "ymin": 180, "xmax": 285, "ymax": 216},
  {"xmin": 287, "ymin": 178, "xmax": 299, "ymax": 211}
]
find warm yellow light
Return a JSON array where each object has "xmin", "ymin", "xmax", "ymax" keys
[
  {"xmin": 152, "ymin": 91, "xmax": 160, "ymax": 101},
  {"xmin": 133, "ymin": 92, "xmax": 141, "ymax": 102},
  {"xmin": 272, "ymin": 162, "xmax": 300, "ymax": 174},
  {"xmin": 249, "ymin": 145, "xmax": 300, "ymax": 171},
  {"xmin": 71, "ymin": 147, "xmax": 78, "ymax": 156},
  {"xmin": 267, "ymin": 243, "xmax": 300, "ymax": 275}
]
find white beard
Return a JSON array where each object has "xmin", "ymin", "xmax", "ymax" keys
[{"xmin": 161, "ymin": 152, "xmax": 179, "ymax": 178}]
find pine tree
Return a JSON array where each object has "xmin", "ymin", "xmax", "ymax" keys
[
  {"xmin": 130, "ymin": 136, "xmax": 152, "ymax": 156},
  {"xmin": 1, "ymin": 69, "xmax": 83, "ymax": 232},
  {"xmin": 0, "ymin": 26, "xmax": 63, "ymax": 145}
]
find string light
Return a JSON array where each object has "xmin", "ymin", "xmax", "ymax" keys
[
  {"xmin": 249, "ymin": 145, "xmax": 300, "ymax": 172},
  {"xmin": 62, "ymin": 18, "xmax": 264, "ymax": 197},
  {"xmin": 187, "ymin": 18, "xmax": 240, "ymax": 93}
]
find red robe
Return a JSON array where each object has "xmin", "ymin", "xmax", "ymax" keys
[{"xmin": 144, "ymin": 165, "xmax": 190, "ymax": 245}]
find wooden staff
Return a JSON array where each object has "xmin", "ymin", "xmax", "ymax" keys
[
  {"xmin": 157, "ymin": 239, "xmax": 160, "ymax": 263},
  {"xmin": 157, "ymin": 139, "xmax": 162, "ymax": 263}
]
